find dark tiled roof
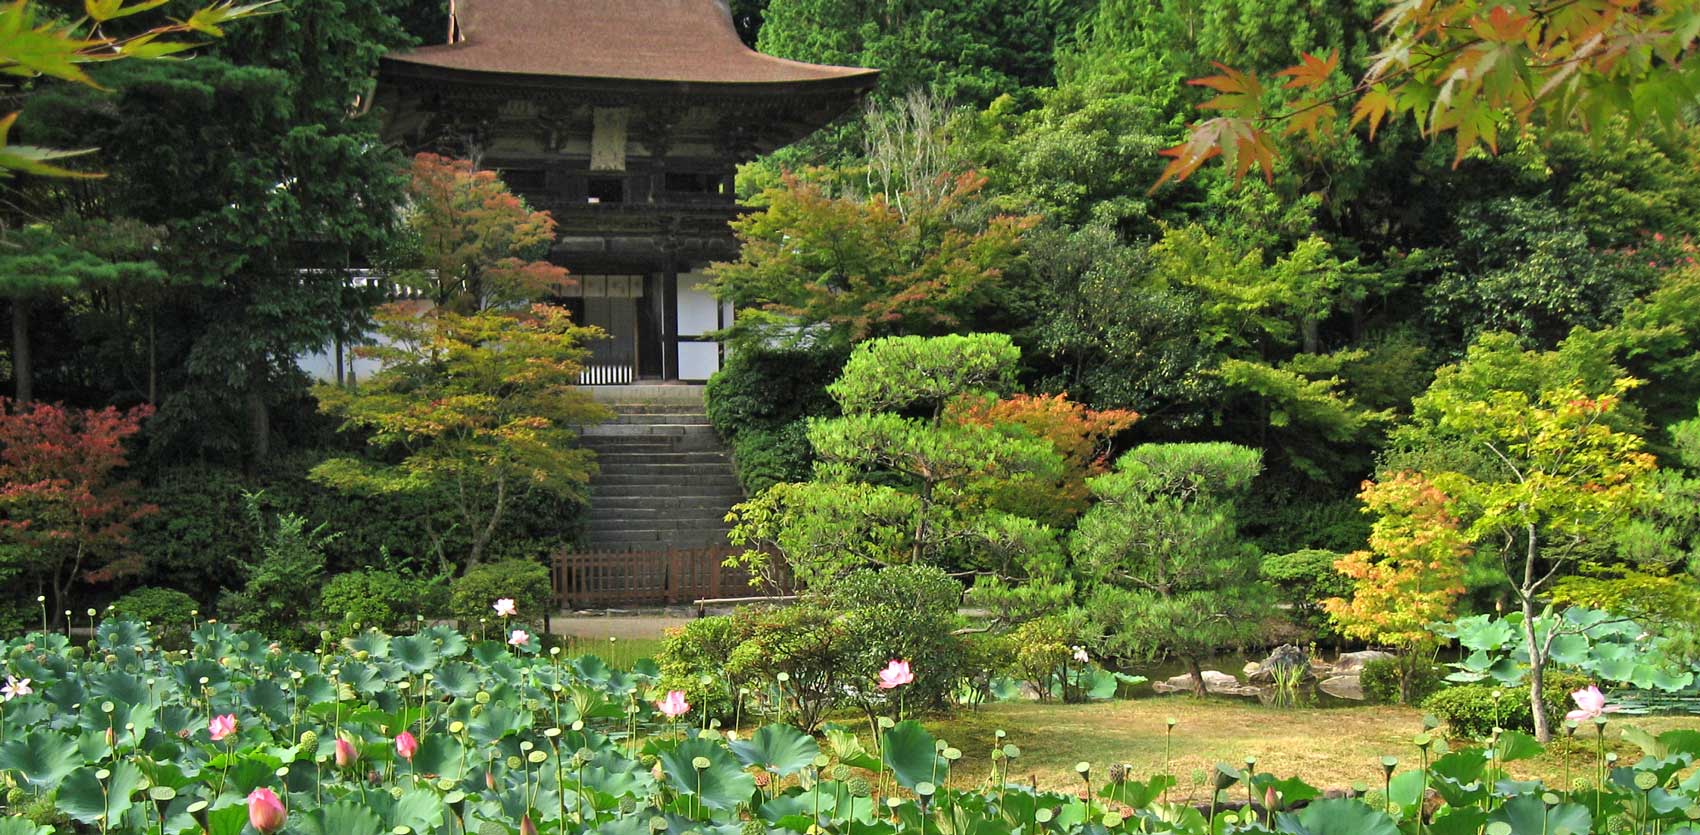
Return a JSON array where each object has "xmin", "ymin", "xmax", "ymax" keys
[{"xmin": 382, "ymin": 0, "xmax": 879, "ymax": 89}]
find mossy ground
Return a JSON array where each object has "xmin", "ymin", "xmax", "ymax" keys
[{"xmin": 912, "ymin": 698, "xmax": 1700, "ymax": 799}]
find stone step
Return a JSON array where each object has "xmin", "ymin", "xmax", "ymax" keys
[
  {"xmin": 594, "ymin": 451, "xmax": 731, "ymax": 465},
  {"xmin": 582, "ymin": 423, "xmax": 716, "ymax": 438},
  {"xmin": 590, "ymin": 495, "xmax": 742, "ymax": 510},
  {"xmin": 591, "ymin": 462, "xmax": 740, "ymax": 477},
  {"xmin": 584, "ymin": 529, "xmax": 732, "ymax": 546},
  {"xmin": 606, "ymin": 412, "xmax": 711, "ymax": 426},
  {"xmin": 592, "ymin": 474, "xmax": 742, "ymax": 488},
  {"xmin": 584, "ymin": 437, "xmax": 726, "ymax": 453},
  {"xmin": 587, "ymin": 518, "xmax": 729, "ymax": 534}
]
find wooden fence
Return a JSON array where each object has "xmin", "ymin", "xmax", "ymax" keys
[{"xmin": 552, "ymin": 546, "xmax": 791, "ymax": 608}]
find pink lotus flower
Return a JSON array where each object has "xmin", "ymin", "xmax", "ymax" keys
[
  {"xmin": 334, "ymin": 737, "xmax": 358, "ymax": 769},
  {"xmin": 1, "ymin": 676, "xmax": 32, "ymax": 701},
  {"xmin": 878, "ymin": 659, "xmax": 913, "ymax": 690},
  {"xmin": 508, "ymin": 629, "xmax": 530, "ymax": 647},
  {"xmin": 493, "ymin": 598, "xmax": 517, "ymax": 617},
  {"xmin": 656, "ymin": 689, "xmax": 691, "ymax": 719},
  {"xmin": 1565, "ymin": 685, "xmax": 1620, "ymax": 722},
  {"xmin": 209, "ymin": 714, "xmax": 237, "ymax": 742},
  {"xmin": 395, "ymin": 730, "xmax": 419, "ymax": 761},
  {"xmin": 247, "ymin": 787, "xmax": 287, "ymax": 833}
]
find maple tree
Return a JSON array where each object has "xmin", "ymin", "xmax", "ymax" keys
[
  {"xmin": 0, "ymin": 399, "xmax": 155, "ymax": 621},
  {"xmin": 393, "ymin": 154, "xmax": 568, "ymax": 312},
  {"xmin": 1423, "ymin": 379, "xmax": 1657, "ymax": 740},
  {"xmin": 946, "ymin": 393, "xmax": 1138, "ymax": 526},
  {"xmin": 710, "ymin": 170, "xmax": 1035, "ymax": 350},
  {"xmin": 1324, "ymin": 472, "xmax": 1469, "ymax": 704},
  {"xmin": 310, "ymin": 304, "xmax": 609, "ymax": 573},
  {"xmin": 1155, "ymin": 1, "xmax": 1700, "ymax": 187}
]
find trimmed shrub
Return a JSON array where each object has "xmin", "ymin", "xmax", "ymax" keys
[
  {"xmin": 112, "ymin": 586, "xmax": 198, "ymax": 650},
  {"xmin": 825, "ymin": 564, "xmax": 968, "ymax": 712},
  {"xmin": 1422, "ymin": 671, "xmax": 1592, "ymax": 738},
  {"xmin": 318, "ymin": 569, "xmax": 449, "ymax": 638},
  {"xmin": 730, "ymin": 420, "xmax": 814, "ymax": 494},
  {"xmin": 1260, "ymin": 549, "xmax": 1353, "ymax": 640},
  {"xmin": 656, "ymin": 615, "xmax": 742, "ymax": 720},
  {"xmin": 722, "ymin": 603, "xmax": 853, "ymax": 732},
  {"xmin": 450, "ymin": 559, "xmax": 553, "ymax": 628},
  {"xmin": 1361, "ymin": 657, "xmax": 1446, "ymax": 705}
]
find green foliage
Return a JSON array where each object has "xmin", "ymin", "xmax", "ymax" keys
[
  {"xmin": 729, "ymin": 422, "xmax": 814, "ymax": 495},
  {"xmin": 705, "ymin": 345, "xmax": 843, "ymax": 492},
  {"xmin": 656, "ymin": 615, "xmax": 742, "ymax": 721},
  {"xmin": 1259, "ymin": 550, "xmax": 1352, "ymax": 640},
  {"xmin": 1360, "ymin": 657, "xmax": 1445, "ymax": 706},
  {"xmin": 823, "ymin": 565, "xmax": 968, "ymax": 713},
  {"xmin": 730, "ymin": 334, "xmax": 1062, "ymax": 585},
  {"xmin": 216, "ymin": 495, "xmax": 332, "ymax": 645},
  {"xmin": 312, "ymin": 305, "xmax": 608, "ymax": 572},
  {"xmin": 1422, "ymin": 672, "xmax": 1589, "ymax": 739},
  {"xmin": 110, "ymin": 587, "xmax": 197, "ymax": 649},
  {"xmin": 448, "ymin": 559, "xmax": 552, "ymax": 629},
  {"xmin": 711, "ymin": 172, "xmax": 1033, "ymax": 352},
  {"xmin": 722, "ymin": 603, "xmax": 853, "ymax": 732},
  {"xmin": 317, "ymin": 568, "xmax": 448, "ymax": 638},
  {"xmin": 1074, "ymin": 443, "xmax": 1271, "ymax": 690}
]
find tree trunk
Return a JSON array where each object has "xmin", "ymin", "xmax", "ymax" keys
[
  {"xmin": 911, "ymin": 479, "xmax": 933, "ymax": 564},
  {"xmin": 246, "ymin": 379, "xmax": 270, "ymax": 471},
  {"xmin": 1188, "ymin": 656, "xmax": 1207, "ymax": 697},
  {"xmin": 147, "ymin": 311, "xmax": 157, "ymax": 404},
  {"xmin": 1300, "ymin": 316, "xmax": 1321, "ymax": 354},
  {"xmin": 12, "ymin": 298, "xmax": 31, "ymax": 403},
  {"xmin": 1522, "ymin": 593, "xmax": 1551, "ymax": 741}
]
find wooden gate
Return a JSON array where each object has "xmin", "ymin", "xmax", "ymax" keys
[{"xmin": 552, "ymin": 546, "xmax": 790, "ymax": 608}]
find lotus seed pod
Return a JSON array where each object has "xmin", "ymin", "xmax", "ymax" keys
[
  {"xmin": 355, "ymin": 650, "xmax": 369, "ymax": 661},
  {"xmin": 752, "ymin": 771, "xmax": 772, "ymax": 789},
  {"xmin": 6, "ymin": 787, "xmax": 25, "ymax": 804},
  {"xmin": 740, "ymin": 818, "xmax": 765, "ymax": 835},
  {"xmin": 847, "ymin": 777, "xmax": 871, "ymax": 798},
  {"xmin": 68, "ymin": 646, "xmax": 85, "ymax": 660},
  {"xmin": 506, "ymin": 756, "xmax": 523, "ymax": 770},
  {"xmin": 1107, "ymin": 763, "xmax": 1128, "ymax": 785},
  {"xmin": 299, "ymin": 730, "xmax": 318, "ymax": 749},
  {"xmin": 475, "ymin": 691, "xmax": 492, "ymax": 705},
  {"xmin": 104, "ymin": 654, "xmax": 117, "ymax": 665},
  {"xmin": 831, "ymin": 764, "xmax": 850, "ymax": 781},
  {"xmin": 618, "ymin": 798, "xmax": 637, "ymax": 815}
]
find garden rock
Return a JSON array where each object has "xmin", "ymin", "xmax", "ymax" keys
[
  {"xmin": 1320, "ymin": 674, "xmax": 1365, "ymax": 700},
  {"xmin": 1152, "ymin": 670, "xmax": 1257, "ymax": 695},
  {"xmin": 1330, "ymin": 650, "xmax": 1395, "ymax": 674},
  {"xmin": 1248, "ymin": 644, "xmax": 1315, "ymax": 683}
]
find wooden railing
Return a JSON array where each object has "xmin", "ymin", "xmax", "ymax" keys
[{"xmin": 552, "ymin": 546, "xmax": 790, "ymax": 608}]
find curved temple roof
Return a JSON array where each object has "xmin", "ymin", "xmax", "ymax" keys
[{"xmin": 382, "ymin": 0, "xmax": 879, "ymax": 91}]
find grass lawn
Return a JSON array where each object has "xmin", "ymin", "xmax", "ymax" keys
[{"xmin": 915, "ymin": 698, "xmax": 1700, "ymax": 802}]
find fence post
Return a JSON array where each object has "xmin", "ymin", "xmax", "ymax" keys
[
  {"xmin": 666, "ymin": 547, "xmax": 682, "ymax": 604},
  {"xmin": 707, "ymin": 548, "xmax": 723, "ymax": 600}
]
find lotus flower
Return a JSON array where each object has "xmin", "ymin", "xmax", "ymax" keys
[
  {"xmin": 334, "ymin": 737, "xmax": 358, "ymax": 769},
  {"xmin": 395, "ymin": 730, "xmax": 418, "ymax": 761},
  {"xmin": 1565, "ymin": 685, "xmax": 1620, "ymax": 722},
  {"xmin": 209, "ymin": 714, "xmax": 237, "ymax": 741},
  {"xmin": 508, "ymin": 629, "xmax": 530, "ymax": 648},
  {"xmin": 878, "ymin": 659, "xmax": 913, "ymax": 690},
  {"xmin": 656, "ymin": 689, "xmax": 691, "ymax": 719},
  {"xmin": 1, "ymin": 676, "xmax": 32, "ymax": 701},
  {"xmin": 1072, "ymin": 645, "xmax": 1090, "ymax": 664},
  {"xmin": 520, "ymin": 815, "xmax": 539, "ymax": 835},
  {"xmin": 247, "ymin": 787, "xmax": 287, "ymax": 833},
  {"xmin": 493, "ymin": 598, "xmax": 517, "ymax": 617}
]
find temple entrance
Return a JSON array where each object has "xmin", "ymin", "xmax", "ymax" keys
[{"xmin": 561, "ymin": 275, "xmax": 643, "ymax": 385}]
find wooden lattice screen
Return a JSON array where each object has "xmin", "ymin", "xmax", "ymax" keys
[{"xmin": 552, "ymin": 546, "xmax": 790, "ymax": 608}]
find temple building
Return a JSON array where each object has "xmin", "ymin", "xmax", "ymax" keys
[{"xmin": 374, "ymin": 0, "xmax": 878, "ymax": 384}]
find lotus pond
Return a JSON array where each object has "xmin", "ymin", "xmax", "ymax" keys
[{"xmin": 2, "ymin": 621, "xmax": 1700, "ymax": 834}]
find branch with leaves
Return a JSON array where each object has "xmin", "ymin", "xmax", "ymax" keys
[
  {"xmin": 0, "ymin": 0, "xmax": 275, "ymax": 176},
  {"xmin": 1156, "ymin": 0, "xmax": 1700, "ymax": 188}
]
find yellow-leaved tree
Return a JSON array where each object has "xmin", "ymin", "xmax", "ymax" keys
[{"xmin": 1325, "ymin": 471, "xmax": 1469, "ymax": 704}]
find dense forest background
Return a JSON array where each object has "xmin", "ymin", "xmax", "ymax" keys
[{"xmin": 1, "ymin": 0, "xmax": 1697, "ymax": 631}]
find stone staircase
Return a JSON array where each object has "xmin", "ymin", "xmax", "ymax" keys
[{"xmin": 578, "ymin": 386, "xmax": 742, "ymax": 551}]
